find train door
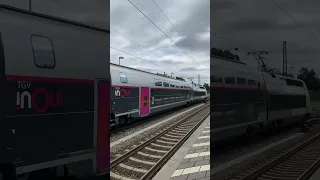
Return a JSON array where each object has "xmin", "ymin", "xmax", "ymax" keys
[
  {"xmin": 140, "ymin": 87, "xmax": 150, "ymax": 116},
  {"xmin": 95, "ymin": 79, "xmax": 110, "ymax": 173}
]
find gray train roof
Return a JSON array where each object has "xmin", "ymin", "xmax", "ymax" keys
[
  {"xmin": 0, "ymin": 4, "xmax": 110, "ymax": 33},
  {"xmin": 110, "ymin": 63, "xmax": 195, "ymax": 88}
]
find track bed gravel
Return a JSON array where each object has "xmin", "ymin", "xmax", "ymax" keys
[
  {"xmin": 110, "ymin": 103, "xmax": 207, "ymax": 161},
  {"xmin": 211, "ymin": 123, "xmax": 320, "ymax": 180}
]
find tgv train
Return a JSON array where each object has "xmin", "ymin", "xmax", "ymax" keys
[
  {"xmin": 110, "ymin": 63, "xmax": 208, "ymax": 127},
  {"xmin": 210, "ymin": 55, "xmax": 312, "ymax": 143},
  {"xmin": 1, "ymin": 4, "xmax": 110, "ymax": 180}
]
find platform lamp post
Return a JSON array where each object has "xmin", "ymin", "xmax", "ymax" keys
[{"xmin": 119, "ymin": 56, "xmax": 124, "ymax": 65}]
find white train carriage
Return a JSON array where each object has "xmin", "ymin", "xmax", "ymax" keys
[
  {"xmin": 210, "ymin": 55, "xmax": 312, "ymax": 144},
  {"xmin": 263, "ymin": 73, "xmax": 312, "ymax": 127},
  {"xmin": 110, "ymin": 63, "xmax": 206, "ymax": 127},
  {"xmin": 0, "ymin": 4, "xmax": 110, "ymax": 179}
]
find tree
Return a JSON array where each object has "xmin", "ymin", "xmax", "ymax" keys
[
  {"xmin": 211, "ymin": 46, "xmax": 242, "ymax": 62},
  {"xmin": 297, "ymin": 67, "xmax": 320, "ymax": 91},
  {"xmin": 203, "ymin": 83, "xmax": 209, "ymax": 90},
  {"xmin": 175, "ymin": 76, "xmax": 186, "ymax": 81}
]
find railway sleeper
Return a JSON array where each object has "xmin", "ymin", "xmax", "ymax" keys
[
  {"xmin": 165, "ymin": 132, "xmax": 183, "ymax": 139},
  {"xmin": 260, "ymin": 174, "xmax": 296, "ymax": 180},
  {"xmin": 272, "ymin": 166, "xmax": 305, "ymax": 172},
  {"xmin": 160, "ymin": 136, "xmax": 179, "ymax": 142},
  {"xmin": 171, "ymin": 129, "xmax": 188, "ymax": 133},
  {"xmin": 164, "ymin": 134, "xmax": 182, "ymax": 140},
  {"xmin": 137, "ymin": 151, "xmax": 162, "ymax": 159},
  {"xmin": 110, "ymin": 172, "xmax": 136, "ymax": 180},
  {"xmin": 150, "ymin": 143, "xmax": 172, "ymax": 149},
  {"xmin": 268, "ymin": 169, "xmax": 302, "ymax": 176},
  {"xmin": 123, "ymin": 158, "xmax": 153, "ymax": 170},
  {"xmin": 118, "ymin": 163, "xmax": 148, "ymax": 174},
  {"xmin": 144, "ymin": 146, "xmax": 168, "ymax": 154},
  {"xmin": 129, "ymin": 157, "xmax": 156, "ymax": 166},
  {"xmin": 156, "ymin": 139, "xmax": 176, "ymax": 145}
]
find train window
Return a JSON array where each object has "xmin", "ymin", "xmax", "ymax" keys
[
  {"xmin": 285, "ymin": 79, "xmax": 303, "ymax": 87},
  {"xmin": 180, "ymin": 86, "xmax": 184, "ymax": 88},
  {"xmin": 176, "ymin": 85, "xmax": 179, "ymax": 88},
  {"xmin": 211, "ymin": 76, "xmax": 223, "ymax": 83},
  {"xmin": 225, "ymin": 77, "xmax": 235, "ymax": 84},
  {"xmin": 119, "ymin": 72, "xmax": 128, "ymax": 83},
  {"xmin": 163, "ymin": 82, "xmax": 169, "ymax": 87},
  {"xmin": 170, "ymin": 84, "xmax": 175, "ymax": 87},
  {"xmin": 31, "ymin": 35, "xmax": 55, "ymax": 68},
  {"xmin": 248, "ymin": 79, "xmax": 256, "ymax": 86},
  {"xmin": 237, "ymin": 77, "xmax": 246, "ymax": 85},
  {"xmin": 155, "ymin": 80, "xmax": 162, "ymax": 86}
]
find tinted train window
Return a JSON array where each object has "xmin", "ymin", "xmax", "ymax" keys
[
  {"xmin": 180, "ymin": 86, "xmax": 183, "ymax": 88},
  {"xmin": 170, "ymin": 84, "xmax": 175, "ymax": 87},
  {"xmin": 155, "ymin": 80, "xmax": 162, "ymax": 86},
  {"xmin": 119, "ymin": 72, "xmax": 128, "ymax": 83},
  {"xmin": 211, "ymin": 76, "xmax": 222, "ymax": 83},
  {"xmin": 163, "ymin": 82, "xmax": 169, "ymax": 87},
  {"xmin": 31, "ymin": 35, "xmax": 55, "ymax": 68},
  {"xmin": 248, "ymin": 79, "xmax": 256, "ymax": 86},
  {"xmin": 237, "ymin": 77, "xmax": 246, "ymax": 85},
  {"xmin": 176, "ymin": 85, "xmax": 179, "ymax": 88},
  {"xmin": 225, "ymin": 77, "xmax": 235, "ymax": 84},
  {"xmin": 285, "ymin": 79, "xmax": 303, "ymax": 87}
]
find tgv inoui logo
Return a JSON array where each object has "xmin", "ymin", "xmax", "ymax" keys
[
  {"xmin": 16, "ymin": 81, "xmax": 63, "ymax": 113},
  {"xmin": 114, "ymin": 87, "xmax": 130, "ymax": 97}
]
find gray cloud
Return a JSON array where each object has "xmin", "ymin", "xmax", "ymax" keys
[
  {"xmin": 111, "ymin": 0, "xmax": 210, "ymax": 84},
  {"xmin": 211, "ymin": 0, "xmax": 320, "ymax": 76}
]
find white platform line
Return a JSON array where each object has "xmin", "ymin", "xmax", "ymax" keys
[
  {"xmin": 184, "ymin": 151, "xmax": 210, "ymax": 159},
  {"xmin": 211, "ymin": 133, "xmax": 303, "ymax": 175},
  {"xmin": 198, "ymin": 136, "xmax": 210, "ymax": 139},
  {"xmin": 111, "ymin": 104, "xmax": 204, "ymax": 148},
  {"xmin": 172, "ymin": 164, "xmax": 210, "ymax": 177},
  {"xmin": 192, "ymin": 142, "xmax": 210, "ymax": 147}
]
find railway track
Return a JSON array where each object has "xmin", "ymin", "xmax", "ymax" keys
[
  {"xmin": 110, "ymin": 104, "xmax": 210, "ymax": 180},
  {"xmin": 236, "ymin": 126, "xmax": 320, "ymax": 180},
  {"xmin": 110, "ymin": 101, "xmax": 209, "ymax": 133}
]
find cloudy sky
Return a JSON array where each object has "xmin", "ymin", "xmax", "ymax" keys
[
  {"xmin": 211, "ymin": 0, "xmax": 320, "ymax": 76},
  {"xmin": 110, "ymin": 0, "xmax": 210, "ymax": 85}
]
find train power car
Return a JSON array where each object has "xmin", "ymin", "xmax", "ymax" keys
[
  {"xmin": 0, "ymin": 5, "xmax": 110, "ymax": 180},
  {"xmin": 210, "ymin": 55, "xmax": 312, "ymax": 143},
  {"xmin": 192, "ymin": 84, "xmax": 208, "ymax": 103},
  {"xmin": 263, "ymin": 73, "xmax": 312, "ymax": 128},
  {"xmin": 110, "ymin": 63, "xmax": 207, "ymax": 127}
]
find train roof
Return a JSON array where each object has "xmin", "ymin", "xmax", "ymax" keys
[
  {"xmin": 0, "ymin": 4, "xmax": 110, "ymax": 33},
  {"xmin": 110, "ymin": 63, "xmax": 191, "ymax": 83}
]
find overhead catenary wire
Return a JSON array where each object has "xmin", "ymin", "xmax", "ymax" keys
[
  {"xmin": 110, "ymin": 46, "xmax": 164, "ymax": 68},
  {"xmin": 270, "ymin": 0, "xmax": 320, "ymax": 45},
  {"xmin": 152, "ymin": 0, "xmax": 209, "ymax": 68},
  {"xmin": 111, "ymin": 47, "xmax": 209, "ymax": 82},
  {"xmin": 127, "ymin": 0, "xmax": 204, "ymax": 69},
  {"xmin": 111, "ymin": 28, "xmax": 180, "ymax": 70}
]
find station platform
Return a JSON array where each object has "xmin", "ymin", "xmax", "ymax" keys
[
  {"xmin": 309, "ymin": 167, "xmax": 320, "ymax": 180},
  {"xmin": 153, "ymin": 116, "xmax": 210, "ymax": 180}
]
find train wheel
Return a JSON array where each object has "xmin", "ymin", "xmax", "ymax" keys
[
  {"xmin": 119, "ymin": 116, "xmax": 127, "ymax": 126},
  {"xmin": 245, "ymin": 126, "xmax": 254, "ymax": 138},
  {"xmin": 17, "ymin": 173, "xmax": 29, "ymax": 180}
]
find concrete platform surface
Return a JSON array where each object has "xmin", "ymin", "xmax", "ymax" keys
[{"xmin": 153, "ymin": 116, "xmax": 210, "ymax": 180}]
